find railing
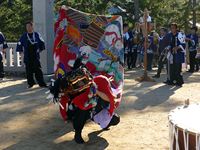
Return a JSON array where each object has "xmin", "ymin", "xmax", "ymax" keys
[{"xmin": 3, "ymin": 42, "xmax": 25, "ymax": 73}]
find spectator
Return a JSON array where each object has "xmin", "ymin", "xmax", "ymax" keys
[
  {"xmin": 123, "ymin": 23, "xmax": 129, "ymax": 67},
  {"xmin": 149, "ymin": 25, "xmax": 159, "ymax": 67},
  {"xmin": 153, "ymin": 27, "xmax": 169, "ymax": 78},
  {"xmin": 147, "ymin": 36, "xmax": 154, "ymax": 71},
  {"xmin": 136, "ymin": 38, "xmax": 144, "ymax": 68},
  {"xmin": 0, "ymin": 32, "xmax": 8, "ymax": 80},
  {"xmin": 16, "ymin": 21, "xmax": 47, "ymax": 88},
  {"xmin": 186, "ymin": 26, "xmax": 199, "ymax": 72},
  {"xmin": 131, "ymin": 22, "xmax": 142, "ymax": 68}
]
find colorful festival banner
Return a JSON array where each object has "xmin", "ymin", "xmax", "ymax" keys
[{"xmin": 53, "ymin": 6, "xmax": 124, "ymax": 107}]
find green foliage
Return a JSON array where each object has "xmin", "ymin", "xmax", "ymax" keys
[
  {"xmin": 0, "ymin": 0, "xmax": 199, "ymax": 41},
  {"xmin": 0, "ymin": 0, "xmax": 32, "ymax": 41},
  {"xmin": 137, "ymin": 0, "xmax": 199, "ymax": 30},
  {"xmin": 54, "ymin": 0, "xmax": 110, "ymax": 14}
]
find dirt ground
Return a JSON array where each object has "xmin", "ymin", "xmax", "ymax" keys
[{"xmin": 0, "ymin": 69, "xmax": 200, "ymax": 150}]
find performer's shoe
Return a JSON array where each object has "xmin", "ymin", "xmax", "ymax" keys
[
  {"xmin": 74, "ymin": 131, "xmax": 85, "ymax": 144},
  {"xmin": 152, "ymin": 74, "xmax": 160, "ymax": 78}
]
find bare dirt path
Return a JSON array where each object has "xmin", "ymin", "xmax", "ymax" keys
[{"xmin": 0, "ymin": 70, "xmax": 199, "ymax": 150}]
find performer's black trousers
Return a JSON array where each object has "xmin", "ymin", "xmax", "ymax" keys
[
  {"xmin": 25, "ymin": 61, "xmax": 46, "ymax": 86},
  {"xmin": 0, "ymin": 54, "xmax": 4, "ymax": 78},
  {"xmin": 189, "ymin": 51, "xmax": 199, "ymax": 72},
  {"xmin": 72, "ymin": 108, "xmax": 90, "ymax": 133}
]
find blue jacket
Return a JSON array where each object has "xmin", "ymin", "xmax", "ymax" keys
[
  {"xmin": 186, "ymin": 34, "xmax": 199, "ymax": 51},
  {"xmin": 167, "ymin": 32, "xmax": 186, "ymax": 64},
  {"xmin": 16, "ymin": 32, "xmax": 45, "ymax": 63}
]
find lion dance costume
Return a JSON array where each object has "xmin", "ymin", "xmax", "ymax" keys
[{"xmin": 47, "ymin": 6, "xmax": 124, "ymax": 143}]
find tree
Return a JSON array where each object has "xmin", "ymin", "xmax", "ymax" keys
[{"xmin": 0, "ymin": 0, "xmax": 32, "ymax": 41}]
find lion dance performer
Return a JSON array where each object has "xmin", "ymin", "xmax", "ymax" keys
[{"xmin": 47, "ymin": 6, "xmax": 124, "ymax": 144}]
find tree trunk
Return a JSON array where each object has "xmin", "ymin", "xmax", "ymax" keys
[
  {"xmin": 184, "ymin": 0, "xmax": 192, "ymax": 33},
  {"xmin": 134, "ymin": 0, "xmax": 140, "ymax": 22},
  {"xmin": 192, "ymin": 0, "xmax": 197, "ymax": 26}
]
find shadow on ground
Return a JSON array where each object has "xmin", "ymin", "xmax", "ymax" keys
[{"xmin": 0, "ymin": 78, "xmax": 109, "ymax": 150}]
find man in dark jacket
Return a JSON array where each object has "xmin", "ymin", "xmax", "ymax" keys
[
  {"xmin": 0, "ymin": 32, "xmax": 8, "ymax": 80},
  {"xmin": 153, "ymin": 27, "xmax": 169, "ymax": 78},
  {"xmin": 16, "ymin": 21, "xmax": 47, "ymax": 88},
  {"xmin": 186, "ymin": 26, "xmax": 199, "ymax": 72}
]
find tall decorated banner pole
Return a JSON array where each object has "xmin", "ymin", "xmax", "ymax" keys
[{"xmin": 136, "ymin": 8, "xmax": 155, "ymax": 82}]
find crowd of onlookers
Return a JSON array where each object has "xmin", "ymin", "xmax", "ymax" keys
[
  {"xmin": 123, "ymin": 22, "xmax": 199, "ymax": 86},
  {"xmin": 0, "ymin": 21, "xmax": 199, "ymax": 87}
]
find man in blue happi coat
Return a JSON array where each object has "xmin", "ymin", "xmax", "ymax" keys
[
  {"xmin": 0, "ymin": 32, "xmax": 8, "ymax": 79},
  {"xmin": 16, "ymin": 21, "xmax": 47, "ymax": 88},
  {"xmin": 164, "ymin": 23, "xmax": 186, "ymax": 87},
  {"xmin": 186, "ymin": 26, "xmax": 199, "ymax": 72}
]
